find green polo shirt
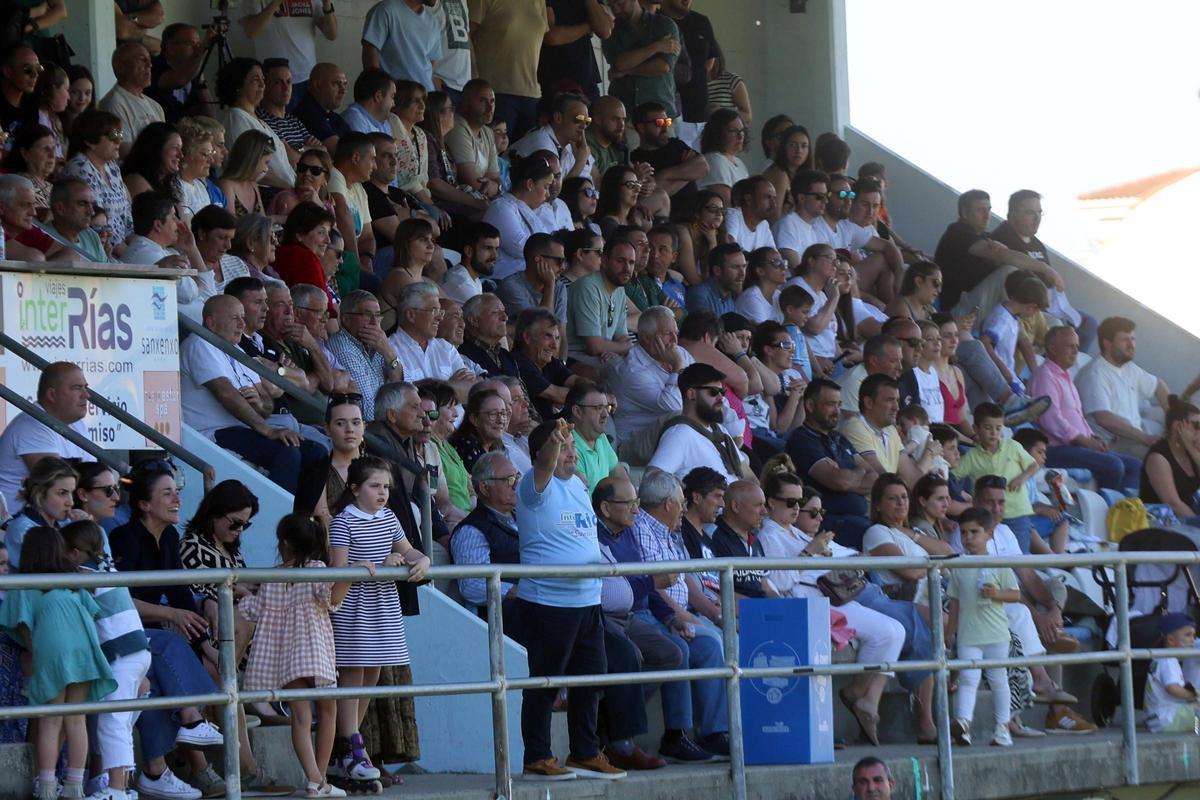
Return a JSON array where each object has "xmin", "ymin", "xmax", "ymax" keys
[
  {"xmin": 573, "ymin": 429, "xmax": 619, "ymax": 495},
  {"xmin": 953, "ymin": 438, "xmax": 1037, "ymax": 518},
  {"xmin": 585, "ymin": 128, "xmax": 628, "ymax": 181},
  {"xmin": 602, "ymin": 11, "xmax": 680, "ymax": 119}
]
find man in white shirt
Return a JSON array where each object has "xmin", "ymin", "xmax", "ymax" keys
[
  {"xmin": 0, "ymin": 362, "xmax": 97, "ymax": 512},
  {"xmin": 724, "ymin": 176, "xmax": 776, "ymax": 253},
  {"xmin": 1076, "ymin": 316, "xmax": 1184, "ymax": 459},
  {"xmin": 181, "ymin": 295, "xmax": 327, "ymax": 494},
  {"xmin": 613, "ymin": 306, "xmax": 694, "ymax": 443},
  {"xmin": 442, "ymin": 221, "xmax": 499, "ymax": 303},
  {"xmin": 121, "ymin": 191, "xmax": 212, "ymax": 320},
  {"xmin": 98, "ymin": 43, "xmax": 164, "ymax": 157},
  {"xmin": 511, "ymin": 92, "xmax": 596, "ymax": 180},
  {"xmin": 773, "ymin": 169, "xmax": 829, "ymax": 270},
  {"xmin": 536, "ymin": 151, "xmax": 575, "ymax": 231},
  {"xmin": 387, "ymin": 282, "xmax": 477, "ymax": 400},
  {"xmin": 445, "ymin": 79, "xmax": 502, "ymax": 199},
  {"xmin": 648, "ymin": 363, "xmax": 750, "ymax": 483},
  {"xmin": 328, "ymin": 133, "xmax": 378, "ymax": 275},
  {"xmin": 826, "ymin": 176, "xmax": 903, "ymax": 306},
  {"xmin": 239, "ymin": 0, "xmax": 338, "ymax": 104}
]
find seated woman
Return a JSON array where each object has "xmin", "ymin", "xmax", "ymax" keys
[
  {"xmin": 122, "ymin": 121, "xmax": 183, "ymax": 201},
  {"xmin": 275, "ymin": 201, "xmax": 339, "ymax": 310},
  {"xmin": 559, "ymin": 227, "xmax": 604, "ymax": 291},
  {"xmin": 217, "ymin": 129, "xmax": 274, "ymax": 216},
  {"xmin": 885, "ymin": 260, "xmax": 942, "ymax": 322},
  {"xmin": 595, "ymin": 164, "xmax": 649, "ymax": 238},
  {"xmin": 671, "ymin": 189, "xmax": 732, "ymax": 287},
  {"xmin": 932, "ymin": 313, "xmax": 972, "ymax": 437},
  {"xmin": 908, "ymin": 472, "xmax": 968, "ymax": 543},
  {"xmin": 696, "ymin": 108, "xmax": 749, "ymax": 206},
  {"xmin": 561, "ymin": 175, "xmax": 601, "ymax": 234},
  {"xmin": 390, "ymin": 79, "xmax": 436, "ymax": 213},
  {"xmin": 1141, "ymin": 395, "xmax": 1200, "ymax": 524},
  {"xmin": 735, "ymin": 246, "xmax": 787, "ymax": 323},
  {"xmin": 72, "ymin": 462, "xmax": 123, "ymax": 541},
  {"xmin": 225, "ymin": 213, "xmax": 278, "ymax": 283},
  {"xmin": 3, "ymin": 124, "xmax": 57, "ymax": 216},
  {"xmin": 216, "ymin": 57, "xmax": 295, "ymax": 190},
  {"xmin": 449, "ymin": 389, "xmax": 509, "ymax": 474},
  {"xmin": 270, "ymin": 147, "xmax": 335, "ymax": 218},
  {"xmin": 749, "ymin": 321, "xmax": 807, "ymax": 442},
  {"xmin": 64, "ymin": 110, "xmax": 134, "ymax": 251},
  {"xmin": 420, "ymin": 91, "xmax": 489, "ymax": 221},
  {"xmin": 34, "ymin": 64, "xmax": 70, "ymax": 163},
  {"xmin": 756, "ymin": 472, "xmax": 908, "ymax": 746},
  {"xmin": 421, "ymin": 380, "xmax": 474, "ymax": 520},
  {"xmin": 903, "ymin": 319, "xmax": 947, "ymax": 424},
  {"xmin": 5, "ymin": 457, "xmax": 79, "ymax": 571},
  {"xmin": 379, "ymin": 218, "xmax": 439, "ymax": 331},
  {"xmin": 175, "ymin": 118, "xmax": 218, "ymax": 219},
  {"xmin": 760, "ymin": 124, "xmax": 813, "ymax": 222}
]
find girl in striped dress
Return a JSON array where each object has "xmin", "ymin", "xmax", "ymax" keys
[{"xmin": 328, "ymin": 457, "xmax": 430, "ymax": 786}]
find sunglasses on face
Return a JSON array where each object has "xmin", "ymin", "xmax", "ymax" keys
[
  {"xmin": 424, "ymin": 408, "xmax": 441, "ymax": 421},
  {"xmin": 580, "ymin": 187, "xmax": 598, "ymax": 198},
  {"xmin": 768, "ymin": 339, "xmax": 795, "ymax": 350},
  {"xmin": 829, "ymin": 190, "xmax": 856, "ymax": 200},
  {"xmin": 88, "ymin": 485, "xmax": 120, "ymax": 498},
  {"xmin": 695, "ymin": 385, "xmax": 724, "ymax": 398},
  {"xmin": 802, "ymin": 191, "xmax": 827, "ymax": 201},
  {"xmin": 798, "ymin": 507, "xmax": 825, "ymax": 518},
  {"xmin": 621, "ymin": 180, "xmax": 642, "ymax": 190},
  {"xmin": 772, "ymin": 496, "xmax": 802, "ymax": 508},
  {"xmin": 21, "ymin": 63, "xmax": 44, "ymax": 77},
  {"xmin": 104, "ymin": 130, "xmax": 124, "ymax": 143},
  {"xmin": 297, "ymin": 163, "xmax": 327, "ymax": 177},
  {"xmin": 651, "ymin": 117, "xmax": 673, "ymax": 128},
  {"xmin": 703, "ymin": 205, "xmax": 726, "ymax": 215},
  {"xmin": 574, "ymin": 114, "xmax": 593, "ymax": 124},
  {"xmin": 224, "ymin": 515, "xmax": 252, "ymax": 532}
]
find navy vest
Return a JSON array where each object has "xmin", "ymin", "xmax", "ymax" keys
[{"xmin": 456, "ymin": 504, "xmax": 520, "ymax": 566}]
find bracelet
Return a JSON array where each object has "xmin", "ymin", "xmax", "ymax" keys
[{"xmin": 733, "ymin": 351, "xmax": 748, "ymax": 361}]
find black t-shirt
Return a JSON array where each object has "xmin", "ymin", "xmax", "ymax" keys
[
  {"xmin": 933, "ymin": 220, "xmax": 994, "ymax": 310},
  {"xmin": 632, "ymin": 138, "xmax": 700, "ymax": 199},
  {"xmin": 989, "ymin": 220, "xmax": 1051, "ymax": 268},
  {"xmin": 669, "ymin": 11, "xmax": 716, "ymax": 122},
  {"xmin": 294, "ymin": 93, "xmax": 350, "ymax": 143},
  {"xmin": 707, "ymin": 520, "xmax": 768, "ymax": 598},
  {"xmin": 0, "ymin": 93, "xmax": 33, "ymax": 143},
  {"xmin": 514, "ymin": 349, "xmax": 572, "ymax": 421},
  {"xmin": 148, "ymin": 54, "xmax": 206, "ymax": 124},
  {"xmin": 538, "ymin": 0, "xmax": 601, "ymax": 97}
]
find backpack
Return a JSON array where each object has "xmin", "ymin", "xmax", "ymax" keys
[{"xmin": 1107, "ymin": 497, "xmax": 1149, "ymax": 543}]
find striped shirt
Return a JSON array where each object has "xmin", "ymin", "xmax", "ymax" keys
[
  {"xmin": 450, "ymin": 519, "xmax": 516, "ymax": 608},
  {"xmin": 632, "ymin": 509, "xmax": 689, "ymax": 608},
  {"xmin": 80, "ymin": 562, "xmax": 150, "ymax": 663},
  {"xmin": 257, "ymin": 107, "xmax": 312, "ymax": 150},
  {"xmin": 707, "ymin": 72, "xmax": 744, "ymax": 116},
  {"xmin": 329, "ymin": 505, "xmax": 410, "ymax": 666}
]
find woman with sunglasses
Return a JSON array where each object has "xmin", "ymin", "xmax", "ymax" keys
[
  {"xmin": 65, "ymin": 109, "xmax": 133, "ymax": 252},
  {"xmin": 761, "ymin": 125, "xmax": 814, "ymax": 222},
  {"xmin": 175, "ymin": 118, "xmax": 218, "ymax": 219},
  {"xmin": 73, "ymin": 463, "xmax": 123, "ymax": 539},
  {"xmin": 750, "ymin": 321, "xmax": 807, "ymax": 442},
  {"xmin": 561, "ymin": 176, "xmax": 601, "ymax": 234},
  {"xmin": 594, "ymin": 164, "xmax": 648, "ymax": 238},
  {"xmin": 735, "ymin": 246, "xmax": 787, "ymax": 324},
  {"xmin": 885, "ymin": 260, "xmax": 943, "ymax": 322},
  {"xmin": 672, "ymin": 189, "xmax": 731, "ymax": 287},
  {"xmin": 756, "ymin": 473, "xmax": 905, "ymax": 747},
  {"xmin": 216, "ymin": 57, "xmax": 296, "ymax": 190},
  {"xmin": 271, "ymin": 147, "xmax": 336, "ymax": 218},
  {"xmin": 218, "ymin": 129, "xmax": 275, "ymax": 216},
  {"xmin": 3, "ymin": 124, "xmax": 57, "ymax": 217},
  {"xmin": 696, "ymin": 108, "xmax": 749, "ymax": 207},
  {"xmin": 1140, "ymin": 395, "xmax": 1200, "ymax": 524}
]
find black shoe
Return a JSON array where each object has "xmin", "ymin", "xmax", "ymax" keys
[
  {"xmin": 658, "ymin": 734, "xmax": 715, "ymax": 763},
  {"xmin": 696, "ymin": 732, "xmax": 730, "ymax": 761}
]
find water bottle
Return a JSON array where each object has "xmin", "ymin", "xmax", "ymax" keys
[{"xmin": 0, "ymin": 219, "xmax": 6, "ymax": 261}]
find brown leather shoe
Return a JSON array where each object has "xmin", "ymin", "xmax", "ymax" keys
[{"xmin": 604, "ymin": 745, "xmax": 666, "ymax": 770}]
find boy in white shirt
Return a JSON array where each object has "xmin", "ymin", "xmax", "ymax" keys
[
  {"xmin": 1145, "ymin": 613, "xmax": 1200, "ymax": 733},
  {"xmin": 980, "ymin": 273, "xmax": 1048, "ymax": 391}
]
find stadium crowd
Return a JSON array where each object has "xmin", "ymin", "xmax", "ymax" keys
[{"xmin": 2, "ymin": 0, "xmax": 1200, "ymax": 797}]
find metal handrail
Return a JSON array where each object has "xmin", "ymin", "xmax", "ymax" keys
[
  {"xmin": 0, "ymin": 331, "xmax": 214, "ymax": 488},
  {"xmin": 0, "ymin": 384, "xmax": 129, "ymax": 475},
  {"xmin": 1, "ymin": 552, "xmax": 1194, "ymax": 800}
]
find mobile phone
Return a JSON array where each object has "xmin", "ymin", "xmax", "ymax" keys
[{"xmin": 832, "ymin": 350, "xmax": 849, "ymax": 365}]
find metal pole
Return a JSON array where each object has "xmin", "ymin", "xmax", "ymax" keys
[
  {"xmin": 719, "ymin": 566, "xmax": 747, "ymax": 800},
  {"xmin": 486, "ymin": 574, "xmax": 511, "ymax": 800},
  {"xmin": 1114, "ymin": 562, "xmax": 1139, "ymax": 786},
  {"xmin": 927, "ymin": 563, "xmax": 953, "ymax": 800},
  {"xmin": 0, "ymin": 384, "xmax": 129, "ymax": 474},
  {"xmin": 421, "ymin": 477, "xmax": 433, "ymax": 559},
  {"xmin": 218, "ymin": 580, "xmax": 242, "ymax": 798}
]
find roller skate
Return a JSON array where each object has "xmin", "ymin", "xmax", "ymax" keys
[{"xmin": 326, "ymin": 734, "xmax": 383, "ymax": 795}]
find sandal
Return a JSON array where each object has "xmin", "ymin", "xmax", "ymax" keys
[
  {"xmin": 839, "ymin": 687, "xmax": 880, "ymax": 746},
  {"xmin": 306, "ymin": 781, "xmax": 347, "ymax": 797}
]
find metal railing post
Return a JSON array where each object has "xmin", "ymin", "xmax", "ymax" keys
[
  {"xmin": 218, "ymin": 579, "xmax": 242, "ymax": 798},
  {"xmin": 1114, "ymin": 562, "xmax": 1139, "ymax": 786},
  {"xmin": 486, "ymin": 574, "xmax": 511, "ymax": 800},
  {"xmin": 718, "ymin": 566, "xmax": 746, "ymax": 800},
  {"xmin": 421, "ymin": 482, "xmax": 434, "ymax": 559},
  {"xmin": 927, "ymin": 563, "xmax": 953, "ymax": 800}
]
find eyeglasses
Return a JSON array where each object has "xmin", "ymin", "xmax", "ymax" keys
[
  {"xmin": 224, "ymin": 515, "xmax": 252, "ymax": 532},
  {"xmin": 580, "ymin": 187, "xmax": 598, "ymax": 199},
  {"xmin": 772, "ymin": 496, "xmax": 802, "ymax": 508},
  {"xmin": 424, "ymin": 408, "xmax": 441, "ymax": 421},
  {"xmin": 577, "ymin": 402, "xmax": 614, "ymax": 413},
  {"xmin": 21, "ymin": 63, "xmax": 44, "ymax": 77},
  {"xmin": 622, "ymin": 180, "xmax": 642, "ymax": 190},
  {"xmin": 574, "ymin": 114, "xmax": 593, "ymax": 124},
  {"xmin": 297, "ymin": 163, "xmax": 327, "ymax": 176},
  {"xmin": 702, "ymin": 205, "xmax": 726, "ymax": 215},
  {"xmin": 296, "ymin": 305, "xmax": 329, "ymax": 316},
  {"xmin": 419, "ymin": 305, "xmax": 447, "ymax": 318},
  {"xmin": 726, "ymin": 126, "xmax": 746, "ymax": 136},
  {"xmin": 802, "ymin": 191, "xmax": 827, "ymax": 201},
  {"xmin": 768, "ymin": 339, "xmax": 795, "ymax": 351},
  {"xmin": 87, "ymin": 485, "xmax": 121, "ymax": 498},
  {"xmin": 829, "ymin": 190, "xmax": 856, "ymax": 200},
  {"xmin": 653, "ymin": 117, "xmax": 673, "ymax": 128},
  {"xmin": 344, "ymin": 310, "xmax": 384, "ymax": 321},
  {"xmin": 608, "ymin": 497, "xmax": 641, "ymax": 507},
  {"xmin": 486, "ymin": 472, "xmax": 521, "ymax": 487},
  {"xmin": 539, "ymin": 254, "xmax": 566, "ymax": 264},
  {"xmin": 103, "ymin": 130, "xmax": 124, "ymax": 143},
  {"xmin": 695, "ymin": 385, "xmax": 724, "ymax": 398},
  {"xmin": 768, "ymin": 258, "xmax": 787, "ymax": 268},
  {"xmin": 798, "ymin": 507, "xmax": 825, "ymax": 518},
  {"xmin": 479, "ymin": 409, "xmax": 510, "ymax": 420}
]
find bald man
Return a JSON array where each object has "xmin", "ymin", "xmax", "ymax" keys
[
  {"xmin": 98, "ymin": 42, "xmax": 165, "ymax": 156},
  {"xmin": 708, "ymin": 480, "xmax": 774, "ymax": 599},
  {"xmin": 294, "ymin": 62, "xmax": 350, "ymax": 151},
  {"xmin": 585, "ymin": 95, "xmax": 629, "ymax": 180}
]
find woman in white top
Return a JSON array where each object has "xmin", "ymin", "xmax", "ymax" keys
[
  {"xmin": 862, "ymin": 474, "xmax": 956, "ymax": 614},
  {"xmin": 480, "ymin": 156, "xmax": 554, "ymax": 282},
  {"xmin": 215, "ymin": 57, "xmax": 295, "ymax": 189},
  {"xmin": 175, "ymin": 118, "xmax": 217, "ymax": 220},
  {"xmin": 735, "ymin": 246, "xmax": 786, "ymax": 323},
  {"xmin": 908, "ymin": 320, "xmax": 947, "ymax": 424},
  {"xmin": 696, "ymin": 108, "xmax": 749, "ymax": 206}
]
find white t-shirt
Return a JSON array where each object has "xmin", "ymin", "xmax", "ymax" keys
[
  {"xmin": 97, "ymin": 85, "xmax": 164, "ymax": 147},
  {"xmin": 433, "ymin": 0, "xmax": 472, "ymax": 91},
  {"xmin": 912, "ymin": 365, "xmax": 945, "ymax": 423},
  {"xmin": 836, "ymin": 219, "xmax": 875, "ymax": 256},
  {"xmin": 724, "ymin": 208, "xmax": 775, "ymax": 253},
  {"xmin": 512, "ymin": 125, "xmax": 595, "ymax": 180},
  {"xmin": 537, "ymin": 197, "xmax": 573, "ymax": 231},
  {"xmin": 180, "ymin": 335, "xmax": 262, "ymax": 438},
  {"xmin": 1145, "ymin": 657, "xmax": 1191, "ymax": 732},
  {"xmin": 981, "ymin": 303, "xmax": 1021, "ymax": 376},
  {"xmin": 773, "ymin": 212, "xmax": 820, "ymax": 259},
  {"xmin": 0, "ymin": 408, "xmax": 95, "ymax": 512},
  {"xmin": 734, "ymin": 285, "xmax": 781, "ymax": 323},
  {"xmin": 178, "ymin": 177, "xmax": 213, "ymax": 220},
  {"xmin": 742, "ymin": 393, "xmax": 771, "ymax": 431},
  {"xmin": 648, "ymin": 422, "xmax": 745, "ymax": 484},
  {"xmin": 1076, "ymin": 356, "xmax": 1161, "ymax": 443},
  {"xmin": 862, "ymin": 523, "xmax": 928, "ymax": 603},
  {"xmin": 442, "ymin": 264, "xmax": 482, "ymax": 304},
  {"xmin": 387, "ymin": 329, "xmax": 469, "ymax": 383},
  {"xmin": 245, "ymin": 0, "xmax": 325, "ymax": 83},
  {"xmin": 697, "ymin": 152, "xmax": 749, "ymax": 189},
  {"xmin": 787, "ymin": 275, "xmax": 837, "ymax": 358}
]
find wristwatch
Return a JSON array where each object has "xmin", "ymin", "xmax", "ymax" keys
[{"xmin": 390, "ymin": 357, "xmax": 402, "ymax": 370}]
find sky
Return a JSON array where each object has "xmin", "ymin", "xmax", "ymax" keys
[{"xmin": 844, "ymin": 0, "xmax": 1200, "ymax": 311}]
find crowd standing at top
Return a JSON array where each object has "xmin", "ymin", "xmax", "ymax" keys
[{"xmin": 1, "ymin": 0, "xmax": 1199, "ymax": 797}]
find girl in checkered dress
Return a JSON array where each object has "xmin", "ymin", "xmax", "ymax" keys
[{"xmin": 238, "ymin": 514, "xmax": 359, "ymax": 798}]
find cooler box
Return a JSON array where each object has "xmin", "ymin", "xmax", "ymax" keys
[{"xmin": 738, "ymin": 597, "xmax": 834, "ymax": 765}]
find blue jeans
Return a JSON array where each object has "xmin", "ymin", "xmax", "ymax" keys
[
  {"xmin": 1075, "ymin": 312, "xmax": 1098, "ymax": 354},
  {"xmin": 214, "ymin": 426, "xmax": 328, "ymax": 495},
  {"xmin": 138, "ymin": 629, "xmax": 218, "ymax": 761},
  {"xmin": 633, "ymin": 610, "xmax": 728, "ymax": 738},
  {"xmin": 494, "ymin": 93, "xmax": 539, "ymax": 141},
  {"xmin": 853, "ymin": 583, "xmax": 932, "ymax": 692},
  {"xmin": 1005, "ymin": 514, "xmax": 1037, "ymax": 555},
  {"xmin": 1046, "ymin": 444, "xmax": 1141, "ymax": 492}
]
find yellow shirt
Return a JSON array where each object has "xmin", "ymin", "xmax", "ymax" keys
[
  {"xmin": 953, "ymin": 438, "xmax": 1037, "ymax": 518},
  {"xmin": 840, "ymin": 415, "xmax": 902, "ymax": 474},
  {"xmin": 467, "ymin": 0, "xmax": 549, "ymax": 98}
]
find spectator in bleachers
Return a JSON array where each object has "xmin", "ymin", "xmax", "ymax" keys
[
  {"xmin": 327, "ymin": 290, "xmax": 405, "ymax": 420},
  {"xmin": 293, "ymin": 63, "xmax": 349, "ymax": 152},
  {"xmin": 272, "ymin": 147, "xmax": 334, "ymax": 219},
  {"xmin": 487, "ymin": 376, "xmax": 535, "ymax": 475},
  {"xmin": 421, "ymin": 90, "xmax": 492, "ymax": 219},
  {"xmin": 822, "ymin": 177, "xmax": 902, "ymax": 306},
  {"xmin": 628, "ymin": 224, "xmax": 684, "ymax": 311},
  {"xmin": 734, "ymin": 246, "xmax": 785, "ymax": 323},
  {"xmin": 672, "ymin": 190, "xmax": 731, "ymax": 286},
  {"xmin": 361, "ymin": 0, "xmax": 442, "ymax": 91},
  {"xmin": 648, "ymin": 362, "xmax": 750, "ymax": 483},
  {"xmin": 175, "ymin": 118, "xmax": 219, "ymax": 218},
  {"xmin": 631, "ymin": 101, "xmax": 707, "ymax": 203},
  {"xmin": 566, "ymin": 382, "xmax": 620, "ymax": 492},
  {"xmin": 843, "ymin": 374, "xmax": 938, "ymax": 487},
  {"xmin": 1140, "ymin": 396, "xmax": 1200, "ymax": 524},
  {"xmin": 483, "ymin": 154, "xmax": 556, "ymax": 281},
  {"xmin": 468, "ymin": 0, "xmax": 550, "ymax": 141},
  {"xmin": 443, "ymin": 221, "xmax": 500, "ymax": 303},
  {"xmin": 0, "ymin": 46, "xmax": 39, "ymax": 141},
  {"xmin": 98, "ymin": 43, "xmax": 164, "ymax": 158},
  {"xmin": 814, "ymin": 133, "xmax": 850, "ymax": 176},
  {"xmin": 1027, "ymin": 325, "xmax": 1141, "ymax": 492},
  {"xmin": 0, "ymin": 362, "xmax": 94, "ymax": 516},
  {"xmin": 342, "ymin": 68, "xmax": 395, "ymax": 137},
  {"xmin": 660, "ymin": 0, "xmax": 716, "ymax": 140},
  {"xmin": 953, "ymin": 402, "xmax": 1040, "ymax": 553},
  {"xmin": 217, "ymin": 58, "xmax": 296, "ymax": 190},
  {"xmin": 292, "ymin": 282, "xmax": 355, "ymax": 388},
  {"xmin": 40, "ymin": 177, "xmax": 107, "ymax": 262},
  {"xmin": 181, "ymin": 294, "xmax": 328, "ymax": 493},
  {"xmin": 437, "ymin": 298, "xmax": 466, "ymax": 347},
  {"xmin": 513, "ymin": 307, "xmax": 577, "ymax": 419},
  {"xmin": 446, "ymin": 79, "xmax": 503, "ymax": 200},
  {"xmin": 695, "ymin": 108, "xmax": 747, "ymax": 205},
  {"xmin": 584, "ymin": 96, "xmax": 627, "ymax": 180},
  {"xmin": 450, "ymin": 450, "xmax": 519, "ymax": 616},
  {"xmin": 567, "ymin": 236, "xmax": 636, "ymax": 364},
  {"xmin": 327, "ymin": 132, "xmax": 379, "ymax": 288},
  {"xmin": 121, "ymin": 121, "xmax": 182, "ymax": 201},
  {"xmin": 603, "ymin": 0, "xmax": 680, "ymax": 123},
  {"xmin": 632, "ymin": 468, "xmax": 731, "ymax": 761},
  {"xmin": 387, "ymin": 282, "xmax": 476, "ymax": 397},
  {"xmin": 883, "ymin": 258, "xmax": 941, "ymax": 322},
  {"xmin": 708, "ymin": 480, "xmax": 772, "ymax": 597},
  {"xmin": 788, "ymin": 243, "xmax": 848, "ymax": 376},
  {"xmin": 932, "ymin": 313, "xmax": 972, "ymax": 434},
  {"xmin": 362, "ymin": 133, "xmax": 422, "ymax": 253},
  {"xmin": 257, "ymin": 59, "xmax": 320, "ymax": 152},
  {"xmin": 785, "ymin": 379, "xmax": 874, "ymax": 547},
  {"xmin": 276, "ymin": 201, "xmax": 338, "ymax": 307},
  {"xmin": 262, "ymin": 280, "xmax": 343, "ymax": 397},
  {"xmin": 1076, "ymin": 316, "xmax": 1178, "ymax": 460},
  {"xmin": 749, "ymin": 321, "xmax": 807, "ymax": 438},
  {"xmin": 148, "ymin": 24, "xmax": 217, "ymax": 124},
  {"xmin": 5, "ymin": 457, "xmax": 77, "ymax": 574},
  {"xmin": 773, "ymin": 169, "xmax": 828, "ymax": 271},
  {"xmin": 612, "ymin": 305, "xmax": 691, "ymax": 442},
  {"xmin": 239, "ymin": 0, "xmax": 338, "ymax": 108},
  {"xmin": 217, "ymin": 129, "xmax": 272, "ymax": 215},
  {"xmin": 121, "ymin": 191, "xmax": 213, "ymax": 318},
  {"xmin": 66, "ymin": 65, "xmax": 96, "ymax": 131},
  {"xmin": 678, "ymin": 466, "xmax": 723, "ymax": 564},
  {"xmin": 980, "ymin": 273, "xmax": 1048, "ymax": 393},
  {"xmin": 4, "ymin": 124, "xmax": 55, "ymax": 214},
  {"xmin": 539, "ymin": 0, "xmax": 613, "ymax": 102},
  {"xmin": 497, "ymin": 231, "xmax": 568, "ymax": 320},
  {"xmin": 449, "ymin": 388, "xmax": 510, "ymax": 474},
  {"xmin": 851, "ymin": 757, "xmax": 895, "ymax": 800},
  {"xmin": 725, "ymin": 176, "xmax": 776, "ymax": 253},
  {"xmin": 536, "ymin": 150, "xmax": 575, "ymax": 230},
  {"xmin": 216, "ymin": 211, "xmax": 268, "ymax": 288},
  {"xmin": 379, "ymin": 219, "xmax": 441, "ymax": 319},
  {"xmin": 837, "ymin": 334, "xmax": 902, "ymax": 417},
  {"xmin": 513, "ymin": 92, "xmax": 597, "ymax": 181},
  {"xmin": 900, "ymin": 320, "xmax": 946, "ymax": 422},
  {"xmin": 594, "ymin": 164, "xmax": 648, "ymax": 236},
  {"xmin": 459, "ymin": 293, "xmax": 517, "ymax": 378},
  {"xmin": 64, "ymin": 109, "xmax": 134, "ymax": 250},
  {"xmin": 296, "ymin": 392, "xmax": 363, "ymax": 522},
  {"xmin": 685, "ymin": 242, "xmax": 743, "ymax": 317},
  {"xmin": 761, "ymin": 126, "xmax": 813, "ymax": 222}
]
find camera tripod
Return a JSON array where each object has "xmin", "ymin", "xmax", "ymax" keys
[{"xmin": 198, "ymin": 0, "xmax": 234, "ymax": 77}]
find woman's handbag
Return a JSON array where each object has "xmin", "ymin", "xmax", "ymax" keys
[{"xmin": 817, "ymin": 569, "xmax": 868, "ymax": 606}]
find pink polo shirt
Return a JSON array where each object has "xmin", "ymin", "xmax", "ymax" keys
[{"xmin": 1027, "ymin": 359, "xmax": 1093, "ymax": 447}]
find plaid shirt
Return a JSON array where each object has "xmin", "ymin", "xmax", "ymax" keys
[
  {"xmin": 632, "ymin": 509, "xmax": 689, "ymax": 608},
  {"xmin": 327, "ymin": 329, "xmax": 386, "ymax": 420}
]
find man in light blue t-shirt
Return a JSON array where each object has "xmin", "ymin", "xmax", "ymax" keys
[
  {"xmin": 361, "ymin": 0, "xmax": 444, "ymax": 91},
  {"xmin": 513, "ymin": 419, "xmax": 626, "ymax": 781}
]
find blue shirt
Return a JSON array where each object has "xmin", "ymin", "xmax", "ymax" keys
[
  {"xmin": 785, "ymin": 424, "xmax": 869, "ymax": 518},
  {"xmin": 361, "ymin": 0, "xmax": 444, "ymax": 91},
  {"xmin": 785, "ymin": 322, "xmax": 813, "ymax": 380},
  {"xmin": 515, "ymin": 471, "xmax": 602, "ymax": 607},
  {"xmin": 685, "ymin": 279, "xmax": 736, "ymax": 317},
  {"xmin": 341, "ymin": 103, "xmax": 391, "ymax": 136}
]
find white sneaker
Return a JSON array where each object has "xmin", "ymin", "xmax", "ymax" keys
[
  {"xmin": 174, "ymin": 720, "xmax": 223, "ymax": 747},
  {"xmin": 991, "ymin": 723, "xmax": 1014, "ymax": 747},
  {"xmin": 85, "ymin": 789, "xmax": 139, "ymax": 800},
  {"xmin": 1010, "ymin": 720, "xmax": 1047, "ymax": 738},
  {"xmin": 951, "ymin": 718, "xmax": 972, "ymax": 747},
  {"xmin": 136, "ymin": 768, "xmax": 202, "ymax": 800},
  {"xmin": 85, "ymin": 773, "xmax": 110, "ymax": 797}
]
